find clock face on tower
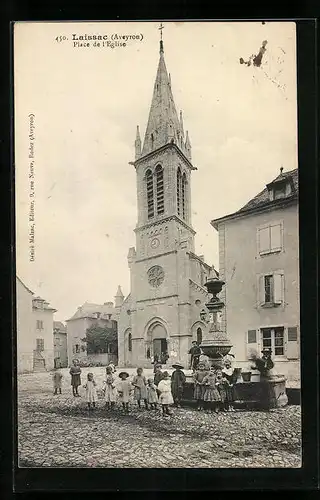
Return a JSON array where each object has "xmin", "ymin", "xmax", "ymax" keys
[
  {"xmin": 147, "ymin": 265, "xmax": 164, "ymax": 287},
  {"xmin": 150, "ymin": 237, "xmax": 160, "ymax": 249}
]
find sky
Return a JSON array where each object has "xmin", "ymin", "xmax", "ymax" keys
[{"xmin": 14, "ymin": 21, "xmax": 297, "ymax": 322}]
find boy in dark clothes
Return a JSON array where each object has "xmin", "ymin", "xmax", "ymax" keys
[{"xmin": 171, "ymin": 363, "xmax": 186, "ymax": 407}]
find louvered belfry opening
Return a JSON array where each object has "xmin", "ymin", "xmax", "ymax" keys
[
  {"xmin": 146, "ymin": 169, "xmax": 154, "ymax": 219},
  {"xmin": 156, "ymin": 165, "xmax": 164, "ymax": 215},
  {"xmin": 182, "ymin": 172, "xmax": 187, "ymax": 220},
  {"xmin": 177, "ymin": 167, "xmax": 181, "ymax": 216}
]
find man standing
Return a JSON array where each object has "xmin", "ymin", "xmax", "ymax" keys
[{"xmin": 188, "ymin": 341, "xmax": 201, "ymax": 371}]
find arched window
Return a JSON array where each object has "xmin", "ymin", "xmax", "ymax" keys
[
  {"xmin": 155, "ymin": 165, "xmax": 164, "ymax": 215},
  {"xmin": 151, "ymin": 133, "xmax": 154, "ymax": 150},
  {"xmin": 182, "ymin": 173, "xmax": 187, "ymax": 220},
  {"xmin": 177, "ymin": 167, "xmax": 181, "ymax": 216},
  {"xmin": 146, "ymin": 169, "xmax": 154, "ymax": 219},
  {"xmin": 197, "ymin": 327, "xmax": 202, "ymax": 345},
  {"xmin": 128, "ymin": 332, "xmax": 132, "ymax": 352}
]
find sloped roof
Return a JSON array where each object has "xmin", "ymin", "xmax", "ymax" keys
[
  {"xmin": 67, "ymin": 301, "xmax": 116, "ymax": 321},
  {"xmin": 53, "ymin": 321, "xmax": 67, "ymax": 333},
  {"xmin": 211, "ymin": 168, "xmax": 298, "ymax": 229},
  {"xmin": 239, "ymin": 168, "xmax": 298, "ymax": 212},
  {"xmin": 16, "ymin": 276, "xmax": 34, "ymax": 295}
]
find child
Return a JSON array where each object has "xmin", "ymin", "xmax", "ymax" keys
[
  {"xmin": 193, "ymin": 361, "xmax": 209, "ymax": 410},
  {"xmin": 202, "ymin": 366, "xmax": 222, "ymax": 413},
  {"xmin": 52, "ymin": 368, "xmax": 63, "ymax": 395},
  {"xmin": 69, "ymin": 359, "xmax": 82, "ymax": 397},
  {"xmin": 132, "ymin": 367, "xmax": 148, "ymax": 409},
  {"xmin": 153, "ymin": 364, "xmax": 163, "ymax": 386},
  {"xmin": 157, "ymin": 371, "xmax": 174, "ymax": 416},
  {"xmin": 215, "ymin": 369, "xmax": 230, "ymax": 412},
  {"xmin": 107, "ymin": 362, "xmax": 116, "ymax": 374},
  {"xmin": 103, "ymin": 366, "xmax": 117, "ymax": 410},
  {"xmin": 171, "ymin": 362, "xmax": 186, "ymax": 407},
  {"xmin": 117, "ymin": 371, "xmax": 132, "ymax": 413},
  {"xmin": 146, "ymin": 378, "xmax": 158, "ymax": 410},
  {"xmin": 221, "ymin": 358, "xmax": 235, "ymax": 411},
  {"xmin": 83, "ymin": 372, "xmax": 97, "ymax": 410}
]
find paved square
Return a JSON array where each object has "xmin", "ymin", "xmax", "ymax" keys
[{"xmin": 18, "ymin": 368, "xmax": 301, "ymax": 468}]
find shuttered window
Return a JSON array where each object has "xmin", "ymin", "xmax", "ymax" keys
[
  {"xmin": 288, "ymin": 327, "xmax": 298, "ymax": 341},
  {"xmin": 248, "ymin": 330, "xmax": 257, "ymax": 343},
  {"xmin": 286, "ymin": 326, "xmax": 299, "ymax": 359},
  {"xmin": 257, "ymin": 222, "xmax": 283, "ymax": 255},
  {"xmin": 261, "ymin": 327, "xmax": 284, "ymax": 356},
  {"xmin": 258, "ymin": 271, "xmax": 284, "ymax": 306}
]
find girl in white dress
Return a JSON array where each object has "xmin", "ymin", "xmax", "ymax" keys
[
  {"xmin": 83, "ymin": 372, "xmax": 97, "ymax": 410},
  {"xmin": 157, "ymin": 371, "xmax": 174, "ymax": 416},
  {"xmin": 103, "ymin": 366, "xmax": 117, "ymax": 410}
]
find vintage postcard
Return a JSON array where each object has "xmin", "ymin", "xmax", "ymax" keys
[{"xmin": 15, "ymin": 21, "xmax": 301, "ymax": 469}]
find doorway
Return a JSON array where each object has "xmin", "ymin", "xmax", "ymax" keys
[{"xmin": 153, "ymin": 338, "xmax": 168, "ymax": 363}]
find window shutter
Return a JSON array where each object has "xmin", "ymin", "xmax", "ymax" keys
[
  {"xmin": 258, "ymin": 227, "xmax": 270, "ymax": 253},
  {"xmin": 258, "ymin": 275, "xmax": 265, "ymax": 306},
  {"xmin": 270, "ymin": 224, "xmax": 282, "ymax": 251},
  {"xmin": 286, "ymin": 327, "xmax": 299, "ymax": 359},
  {"xmin": 246, "ymin": 329, "xmax": 259, "ymax": 360},
  {"xmin": 273, "ymin": 273, "xmax": 283, "ymax": 304}
]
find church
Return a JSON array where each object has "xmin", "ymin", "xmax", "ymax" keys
[{"xmin": 117, "ymin": 35, "xmax": 214, "ymax": 369}]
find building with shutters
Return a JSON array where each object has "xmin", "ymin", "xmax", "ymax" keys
[
  {"xmin": 66, "ymin": 299, "xmax": 118, "ymax": 366},
  {"xmin": 211, "ymin": 168, "xmax": 300, "ymax": 386},
  {"xmin": 17, "ymin": 276, "xmax": 56, "ymax": 373},
  {"xmin": 117, "ymin": 36, "xmax": 213, "ymax": 369}
]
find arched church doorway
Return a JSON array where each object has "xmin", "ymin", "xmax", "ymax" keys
[
  {"xmin": 146, "ymin": 322, "xmax": 168, "ymax": 365},
  {"xmin": 124, "ymin": 329, "xmax": 132, "ymax": 367}
]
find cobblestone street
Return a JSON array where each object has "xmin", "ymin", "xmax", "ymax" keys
[{"xmin": 18, "ymin": 369, "xmax": 301, "ymax": 468}]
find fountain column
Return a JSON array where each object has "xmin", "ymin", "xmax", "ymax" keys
[{"xmin": 199, "ymin": 277, "xmax": 233, "ymax": 369}]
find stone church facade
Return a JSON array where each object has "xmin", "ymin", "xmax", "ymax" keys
[{"xmin": 117, "ymin": 39, "xmax": 213, "ymax": 369}]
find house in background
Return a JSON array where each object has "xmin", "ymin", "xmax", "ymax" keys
[
  {"xmin": 66, "ymin": 299, "xmax": 118, "ymax": 366},
  {"xmin": 53, "ymin": 321, "xmax": 68, "ymax": 368},
  {"xmin": 17, "ymin": 276, "xmax": 56, "ymax": 373},
  {"xmin": 211, "ymin": 168, "xmax": 300, "ymax": 386}
]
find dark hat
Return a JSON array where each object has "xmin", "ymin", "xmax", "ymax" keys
[
  {"xmin": 261, "ymin": 348, "xmax": 272, "ymax": 354},
  {"xmin": 192, "ymin": 340, "xmax": 197, "ymax": 344},
  {"xmin": 119, "ymin": 371, "xmax": 130, "ymax": 378},
  {"xmin": 172, "ymin": 362, "xmax": 184, "ymax": 369}
]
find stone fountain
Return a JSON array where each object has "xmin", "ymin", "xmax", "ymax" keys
[{"xmin": 199, "ymin": 275, "xmax": 233, "ymax": 369}]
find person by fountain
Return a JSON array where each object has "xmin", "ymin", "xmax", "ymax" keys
[{"xmin": 250, "ymin": 348, "xmax": 274, "ymax": 380}]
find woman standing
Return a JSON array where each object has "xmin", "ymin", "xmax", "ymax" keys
[{"xmin": 69, "ymin": 359, "xmax": 82, "ymax": 397}]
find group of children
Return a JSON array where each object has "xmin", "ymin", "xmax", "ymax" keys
[{"xmin": 52, "ymin": 358, "xmax": 237, "ymax": 416}]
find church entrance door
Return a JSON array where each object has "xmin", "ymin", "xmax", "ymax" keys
[
  {"xmin": 153, "ymin": 338, "xmax": 168, "ymax": 364},
  {"xmin": 146, "ymin": 322, "xmax": 168, "ymax": 365}
]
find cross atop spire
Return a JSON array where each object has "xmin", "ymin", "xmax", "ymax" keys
[
  {"xmin": 159, "ymin": 23, "xmax": 164, "ymax": 40},
  {"xmin": 159, "ymin": 23, "xmax": 164, "ymax": 53}
]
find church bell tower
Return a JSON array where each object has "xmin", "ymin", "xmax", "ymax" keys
[
  {"xmin": 131, "ymin": 35, "xmax": 197, "ymax": 262},
  {"xmin": 121, "ymin": 27, "xmax": 209, "ymax": 369}
]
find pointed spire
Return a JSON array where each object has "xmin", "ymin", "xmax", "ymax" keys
[
  {"xmin": 141, "ymin": 34, "xmax": 185, "ymax": 158},
  {"xmin": 185, "ymin": 130, "xmax": 192, "ymax": 161},
  {"xmin": 114, "ymin": 285, "xmax": 124, "ymax": 309},
  {"xmin": 180, "ymin": 110, "xmax": 184, "ymax": 137},
  {"xmin": 135, "ymin": 125, "xmax": 141, "ymax": 160},
  {"xmin": 115, "ymin": 285, "xmax": 124, "ymax": 297}
]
